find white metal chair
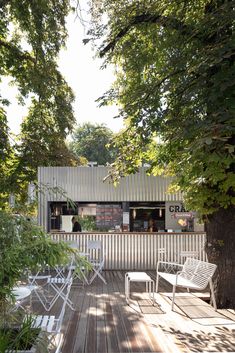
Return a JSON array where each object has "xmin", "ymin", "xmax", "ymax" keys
[
  {"xmin": 29, "ymin": 265, "xmax": 74, "ymax": 311},
  {"xmin": 157, "ymin": 247, "xmax": 168, "ymax": 262},
  {"xmin": 46, "ymin": 269, "xmax": 74, "ymax": 311},
  {"xmin": 156, "ymin": 257, "xmax": 217, "ymax": 310},
  {"xmin": 87, "ymin": 240, "xmax": 106, "ymax": 284},
  {"xmin": 67, "ymin": 243, "xmax": 90, "ymax": 285},
  {"xmin": 31, "ymin": 276, "xmax": 73, "ymax": 353},
  {"xmin": 28, "ymin": 272, "xmax": 52, "ymax": 308}
]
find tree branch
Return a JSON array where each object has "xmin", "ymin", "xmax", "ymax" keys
[
  {"xmin": 0, "ymin": 39, "xmax": 36, "ymax": 63},
  {"xmin": 99, "ymin": 13, "xmax": 202, "ymax": 57}
]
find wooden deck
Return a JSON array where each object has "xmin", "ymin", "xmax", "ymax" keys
[{"xmin": 29, "ymin": 271, "xmax": 235, "ymax": 353}]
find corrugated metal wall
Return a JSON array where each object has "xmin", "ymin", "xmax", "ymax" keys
[
  {"xmin": 38, "ymin": 166, "xmax": 183, "ymax": 230},
  {"xmin": 50, "ymin": 232, "xmax": 206, "ymax": 270}
]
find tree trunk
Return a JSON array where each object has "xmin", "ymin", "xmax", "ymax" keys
[{"xmin": 205, "ymin": 206, "xmax": 235, "ymax": 309}]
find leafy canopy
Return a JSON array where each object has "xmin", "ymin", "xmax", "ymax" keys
[
  {"xmin": 88, "ymin": 0, "xmax": 235, "ymax": 216},
  {"xmin": 69, "ymin": 122, "xmax": 117, "ymax": 165},
  {"xmin": 0, "ymin": 0, "xmax": 79, "ymax": 203}
]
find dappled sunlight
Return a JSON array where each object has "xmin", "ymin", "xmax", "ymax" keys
[
  {"xmin": 159, "ymin": 325, "xmax": 235, "ymax": 352},
  {"xmin": 43, "ymin": 270, "xmax": 235, "ymax": 353}
]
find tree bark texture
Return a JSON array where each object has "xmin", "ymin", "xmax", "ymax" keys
[{"xmin": 205, "ymin": 206, "xmax": 235, "ymax": 309}]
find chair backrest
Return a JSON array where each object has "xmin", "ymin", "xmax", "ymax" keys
[
  {"xmin": 87, "ymin": 240, "xmax": 105, "ymax": 263},
  {"xmin": 68, "ymin": 242, "xmax": 79, "ymax": 250},
  {"xmin": 157, "ymin": 248, "xmax": 167, "ymax": 262},
  {"xmin": 87, "ymin": 240, "xmax": 102, "ymax": 250},
  {"xmin": 182, "ymin": 257, "xmax": 217, "ymax": 289}
]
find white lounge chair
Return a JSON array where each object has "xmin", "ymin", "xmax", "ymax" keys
[{"xmin": 156, "ymin": 257, "xmax": 217, "ymax": 310}]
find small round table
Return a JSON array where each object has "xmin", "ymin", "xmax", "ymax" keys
[{"xmin": 12, "ymin": 286, "xmax": 32, "ymax": 310}]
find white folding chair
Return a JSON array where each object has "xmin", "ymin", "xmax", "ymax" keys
[
  {"xmin": 28, "ymin": 271, "xmax": 52, "ymax": 308},
  {"xmin": 29, "ymin": 265, "xmax": 74, "ymax": 311},
  {"xmin": 67, "ymin": 243, "xmax": 90, "ymax": 285},
  {"xmin": 31, "ymin": 276, "xmax": 73, "ymax": 353},
  {"xmin": 46, "ymin": 268, "xmax": 74, "ymax": 311},
  {"xmin": 87, "ymin": 240, "xmax": 106, "ymax": 284}
]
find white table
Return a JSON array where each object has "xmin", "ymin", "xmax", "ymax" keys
[
  {"xmin": 12, "ymin": 286, "xmax": 32, "ymax": 310},
  {"xmin": 13, "ymin": 286, "xmax": 32, "ymax": 300},
  {"xmin": 125, "ymin": 272, "xmax": 155, "ymax": 305}
]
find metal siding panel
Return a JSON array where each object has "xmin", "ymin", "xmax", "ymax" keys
[
  {"xmin": 50, "ymin": 232, "xmax": 206, "ymax": 270},
  {"xmin": 38, "ymin": 166, "xmax": 183, "ymax": 203}
]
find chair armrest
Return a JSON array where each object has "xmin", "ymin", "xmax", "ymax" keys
[
  {"xmin": 157, "ymin": 261, "xmax": 183, "ymax": 273},
  {"xmin": 157, "ymin": 261, "xmax": 183, "ymax": 267}
]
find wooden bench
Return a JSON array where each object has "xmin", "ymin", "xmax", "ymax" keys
[{"xmin": 156, "ymin": 257, "xmax": 217, "ymax": 311}]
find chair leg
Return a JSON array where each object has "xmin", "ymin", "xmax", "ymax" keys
[
  {"xmin": 89, "ymin": 267, "xmax": 106, "ymax": 284},
  {"xmin": 172, "ymin": 285, "xmax": 176, "ymax": 310},
  {"xmin": 209, "ymin": 279, "xmax": 217, "ymax": 311},
  {"xmin": 125, "ymin": 274, "xmax": 129, "ymax": 303},
  {"xmin": 54, "ymin": 332, "xmax": 63, "ymax": 353},
  {"xmin": 156, "ymin": 273, "xmax": 159, "ymax": 293}
]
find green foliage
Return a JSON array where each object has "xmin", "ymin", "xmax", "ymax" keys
[
  {"xmin": 88, "ymin": 0, "xmax": 235, "ymax": 216},
  {"xmin": 0, "ymin": 314, "xmax": 48, "ymax": 352},
  {"xmin": 0, "ymin": 211, "xmax": 72, "ymax": 304},
  {"xmin": 0, "ymin": 210, "xmax": 92, "ymax": 351},
  {"xmin": 77, "ymin": 215, "xmax": 97, "ymax": 231},
  {"xmin": 69, "ymin": 122, "xmax": 117, "ymax": 165},
  {"xmin": 0, "ymin": 0, "xmax": 78, "ymax": 203}
]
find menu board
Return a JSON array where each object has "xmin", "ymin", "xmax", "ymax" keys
[{"xmin": 123, "ymin": 212, "xmax": 130, "ymax": 225}]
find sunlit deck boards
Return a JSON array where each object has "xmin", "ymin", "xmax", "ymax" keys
[
  {"xmin": 29, "ymin": 270, "xmax": 235, "ymax": 353},
  {"xmin": 61, "ymin": 271, "xmax": 162, "ymax": 353}
]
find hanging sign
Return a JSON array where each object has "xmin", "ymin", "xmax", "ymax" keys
[
  {"xmin": 173, "ymin": 212, "xmax": 193, "ymax": 219},
  {"xmin": 123, "ymin": 212, "xmax": 130, "ymax": 225}
]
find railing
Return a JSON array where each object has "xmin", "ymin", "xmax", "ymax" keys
[{"xmin": 50, "ymin": 232, "xmax": 207, "ymax": 270}]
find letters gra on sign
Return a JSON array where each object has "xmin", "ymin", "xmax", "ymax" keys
[{"xmin": 169, "ymin": 204, "xmax": 186, "ymax": 213}]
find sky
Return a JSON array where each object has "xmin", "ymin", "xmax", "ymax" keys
[{"xmin": 5, "ymin": 3, "xmax": 123, "ymax": 135}]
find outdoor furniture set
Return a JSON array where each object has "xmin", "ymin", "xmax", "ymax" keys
[
  {"xmin": 13, "ymin": 240, "xmax": 106, "ymax": 353},
  {"xmin": 125, "ymin": 255, "xmax": 217, "ymax": 311},
  {"xmin": 14, "ymin": 242, "xmax": 217, "ymax": 352}
]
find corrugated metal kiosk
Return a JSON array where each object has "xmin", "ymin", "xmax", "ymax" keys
[{"xmin": 38, "ymin": 166, "xmax": 202, "ymax": 233}]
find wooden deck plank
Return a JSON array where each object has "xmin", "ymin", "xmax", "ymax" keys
[
  {"xmin": 72, "ymin": 283, "xmax": 94, "ymax": 353},
  {"xmin": 85, "ymin": 279, "xmax": 98, "ymax": 353},
  {"xmin": 106, "ymin": 272, "xmax": 122, "ymax": 352},
  {"xmin": 113, "ymin": 270, "xmax": 162, "ymax": 353},
  {"xmin": 62, "ymin": 282, "xmax": 86, "ymax": 353},
  {"xmin": 107, "ymin": 271, "xmax": 135, "ymax": 353},
  {"xmin": 24, "ymin": 270, "xmax": 235, "ymax": 353},
  {"xmin": 96, "ymin": 276, "xmax": 108, "ymax": 353}
]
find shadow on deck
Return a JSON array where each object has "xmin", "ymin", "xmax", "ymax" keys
[{"xmin": 29, "ymin": 270, "xmax": 235, "ymax": 353}]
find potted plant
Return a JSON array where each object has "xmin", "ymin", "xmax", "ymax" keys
[{"xmin": 0, "ymin": 314, "xmax": 45, "ymax": 353}]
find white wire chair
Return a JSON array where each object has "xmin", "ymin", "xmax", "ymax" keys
[
  {"xmin": 31, "ymin": 275, "xmax": 73, "ymax": 353},
  {"xmin": 87, "ymin": 240, "xmax": 106, "ymax": 284},
  {"xmin": 28, "ymin": 264, "xmax": 74, "ymax": 311}
]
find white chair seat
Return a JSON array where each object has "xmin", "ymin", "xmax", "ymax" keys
[
  {"xmin": 157, "ymin": 271, "xmax": 202, "ymax": 290},
  {"xmin": 32, "ymin": 315, "xmax": 56, "ymax": 332}
]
